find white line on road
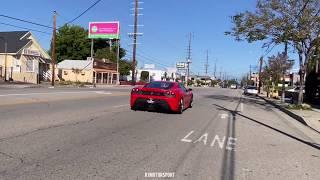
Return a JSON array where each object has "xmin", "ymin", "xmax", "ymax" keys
[
  {"xmin": 112, "ymin": 104, "xmax": 129, "ymax": 108},
  {"xmin": 220, "ymin": 113, "xmax": 229, "ymax": 119},
  {"xmin": 94, "ymin": 91, "xmax": 112, "ymax": 95},
  {"xmin": 181, "ymin": 131, "xmax": 194, "ymax": 143},
  {"xmin": 240, "ymin": 102, "xmax": 244, "ymax": 112},
  {"xmin": 0, "ymin": 91, "xmax": 112, "ymax": 97}
]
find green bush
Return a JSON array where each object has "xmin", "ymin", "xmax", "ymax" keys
[{"xmin": 287, "ymin": 104, "xmax": 312, "ymax": 110}]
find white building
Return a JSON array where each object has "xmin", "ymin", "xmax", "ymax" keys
[{"xmin": 128, "ymin": 64, "xmax": 178, "ymax": 82}]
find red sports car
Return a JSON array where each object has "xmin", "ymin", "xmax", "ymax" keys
[{"xmin": 130, "ymin": 81, "xmax": 193, "ymax": 114}]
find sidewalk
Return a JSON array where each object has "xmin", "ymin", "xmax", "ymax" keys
[
  {"xmin": 0, "ymin": 80, "xmax": 41, "ymax": 89},
  {"xmin": 259, "ymin": 93, "xmax": 320, "ymax": 133}
]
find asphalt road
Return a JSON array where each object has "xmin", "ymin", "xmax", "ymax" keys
[{"xmin": 0, "ymin": 87, "xmax": 319, "ymax": 180}]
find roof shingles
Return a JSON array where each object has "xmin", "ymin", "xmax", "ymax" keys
[{"xmin": 0, "ymin": 31, "xmax": 30, "ymax": 53}]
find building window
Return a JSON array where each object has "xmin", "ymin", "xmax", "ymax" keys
[
  {"xmin": 64, "ymin": 71, "xmax": 68, "ymax": 75},
  {"xmin": 26, "ymin": 59, "xmax": 34, "ymax": 72},
  {"xmin": 13, "ymin": 58, "xmax": 21, "ymax": 72},
  {"xmin": 81, "ymin": 72, "xmax": 85, "ymax": 76}
]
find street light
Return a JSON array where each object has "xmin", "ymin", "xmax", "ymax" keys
[{"xmin": 0, "ymin": 37, "xmax": 8, "ymax": 82}]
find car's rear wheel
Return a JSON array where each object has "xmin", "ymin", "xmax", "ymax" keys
[
  {"xmin": 177, "ymin": 98, "xmax": 184, "ymax": 114},
  {"xmin": 189, "ymin": 97, "xmax": 193, "ymax": 108},
  {"xmin": 131, "ymin": 105, "xmax": 137, "ymax": 111}
]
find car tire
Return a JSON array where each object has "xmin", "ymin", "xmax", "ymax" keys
[
  {"xmin": 177, "ymin": 98, "xmax": 184, "ymax": 114},
  {"xmin": 189, "ymin": 97, "xmax": 193, "ymax": 108},
  {"xmin": 131, "ymin": 105, "xmax": 137, "ymax": 111}
]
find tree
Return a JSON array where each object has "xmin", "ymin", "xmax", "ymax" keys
[
  {"xmin": 54, "ymin": 25, "xmax": 91, "ymax": 63},
  {"xmin": 54, "ymin": 25, "xmax": 126, "ymax": 63},
  {"xmin": 226, "ymin": 0, "xmax": 320, "ymax": 105},
  {"xmin": 228, "ymin": 79, "xmax": 238, "ymax": 85},
  {"xmin": 119, "ymin": 60, "xmax": 133, "ymax": 76},
  {"xmin": 260, "ymin": 66, "xmax": 272, "ymax": 97},
  {"xmin": 95, "ymin": 46, "xmax": 126, "ymax": 62},
  {"xmin": 261, "ymin": 53, "xmax": 294, "ymax": 98},
  {"xmin": 211, "ymin": 80, "xmax": 219, "ymax": 87},
  {"xmin": 269, "ymin": 53, "xmax": 294, "ymax": 85}
]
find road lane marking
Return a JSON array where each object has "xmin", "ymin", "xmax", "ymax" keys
[
  {"xmin": 211, "ymin": 135, "xmax": 226, "ymax": 149},
  {"xmin": 220, "ymin": 113, "xmax": 229, "ymax": 119},
  {"xmin": 94, "ymin": 91, "xmax": 112, "ymax": 95},
  {"xmin": 181, "ymin": 131, "xmax": 237, "ymax": 151},
  {"xmin": 0, "ymin": 91, "xmax": 112, "ymax": 97},
  {"xmin": 112, "ymin": 104, "xmax": 129, "ymax": 108},
  {"xmin": 240, "ymin": 102, "xmax": 244, "ymax": 112},
  {"xmin": 193, "ymin": 133, "xmax": 208, "ymax": 145},
  {"xmin": 0, "ymin": 93, "xmax": 128, "ymax": 107},
  {"xmin": 181, "ymin": 131, "xmax": 194, "ymax": 143}
]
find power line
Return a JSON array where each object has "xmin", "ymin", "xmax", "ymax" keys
[
  {"xmin": 0, "ymin": 22, "xmax": 52, "ymax": 35},
  {"xmin": 66, "ymin": 0, "xmax": 103, "ymax": 24},
  {"xmin": 0, "ymin": 14, "xmax": 54, "ymax": 29},
  {"xmin": 138, "ymin": 49, "xmax": 171, "ymax": 66},
  {"xmin": 126, "ymin": 49, "xmax": 170, "ymax": 68}
]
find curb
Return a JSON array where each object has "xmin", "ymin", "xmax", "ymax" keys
[{"xmin": 258, "ymin": 95, "xmax": 320, "ymax": 134}]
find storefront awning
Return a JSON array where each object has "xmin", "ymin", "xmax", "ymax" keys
[
  {"xmin": 25, "ymin": 55, "xmax": 51, "ymax": 64},
  {"xmin": 93, "ymin": 68, "xmax": 117, "ymax": 73}
]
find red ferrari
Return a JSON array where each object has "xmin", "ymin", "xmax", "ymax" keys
[{"xmin": 130, "ymin": 81, "xmax": 193, "ymax": 114}]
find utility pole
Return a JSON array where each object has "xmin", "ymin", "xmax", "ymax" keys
[
  {"xmin": 249, "ymin": 65, "xmax": 252, "ymax": 81},
  {"xmin": 186, "ymin": 32, "xmax": 192, "ymax": 86},
  {"xmin": 205, "ymin": 50, "xmax": 209, "ymax": 76},
  {"xmin": 214, "ymin": 60, "xmax": 217, "ymax": 79},
  {"xmin": 281, "ymin": 42, "xmax": 288, "ymax": 103},
  {"xmin": 258, "ymin": 57, "xmax": 263, "ymax": 94},
  {"xmin": 4, "ymin": 39, "xmax": 7, "ymax": 81},
  {"xmin": 116, "ymin": 39, "xmax": 120, "ymax": 85},
  {"xmin": 51, "ymin": 11, "xmax": 57, "ymax": 87},
  {"xmin": 130, "ymin": 0, "xmax": 143, "ymax": 85},
  {"xmin": 0, "ymin": 37, "xmax": 8, "ymax": 81}
]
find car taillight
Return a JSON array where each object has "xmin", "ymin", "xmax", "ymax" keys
[
  {"xmin": 165, "ymin": 91, "xmax": 176, "ymax": 97},
  {"xmin": 131, "ymin": 88, "xmax": 141, "ymax": 94}
]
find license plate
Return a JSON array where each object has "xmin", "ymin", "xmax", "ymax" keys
[{"xmin": 147, "ymin": 99, "xmax": 155, "ymax": 104}]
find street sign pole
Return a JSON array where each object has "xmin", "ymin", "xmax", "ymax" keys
[{"xmin": 116, "ymin": 39, "xmax": 120, "ymax": 85}]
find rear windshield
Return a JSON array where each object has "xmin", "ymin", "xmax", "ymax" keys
[
  {"xmin": 247, "ymin": 86, "xmax": 257, "ymax": 90},
  {"xmin": 145, "ymin": 82, "xmax": 174, "ymax": 90}
]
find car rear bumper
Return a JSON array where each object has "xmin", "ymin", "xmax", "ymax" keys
[
  {"xmin": 131, "ymin": 95, "xmax": 179, "ymax": 112},
  {"xmin": 245, "ymin": 91, "xmax": 258, "ymax": 95}
]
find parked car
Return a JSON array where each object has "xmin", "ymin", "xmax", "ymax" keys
[
  {"xmin": 130, "ymin": 81, "xmax": 193, "ymax": 114},
  {"xmin": 244, "ymin": 86, "xmax": 258, "ymax": 96},
  {"xmin": 287, "ymin": 86, "xmax": 305, "ymax": 93},
  {"xmin": 230, "ymin": 84, "xmax": 237, "ymax": 89}
]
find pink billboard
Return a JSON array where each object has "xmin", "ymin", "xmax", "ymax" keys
[{"xmin": 89, "ymin": 22, "xmax": 120, "ymax": 39}]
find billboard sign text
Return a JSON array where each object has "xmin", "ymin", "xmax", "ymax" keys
[{"xmin": 89, "ymin": 22, "xmax": 120, "ymax": 39}]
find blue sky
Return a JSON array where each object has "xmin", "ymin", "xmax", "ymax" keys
[{"xmin": 0, "ymin": 0, "xmax": 295, "ymax": 79}]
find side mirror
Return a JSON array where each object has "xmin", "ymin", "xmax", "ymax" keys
[{"xmin": 188, "ymin": 88, "xmax": 193, "ymax": 92}]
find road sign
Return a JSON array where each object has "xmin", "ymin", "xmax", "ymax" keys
[
  {"xmin": 89, "ymin": 22, "xmax": 120, "ymax": 39},
  {"xmin": 176, "ymin": 62, "xmax": 186, "ymax": 69}
]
